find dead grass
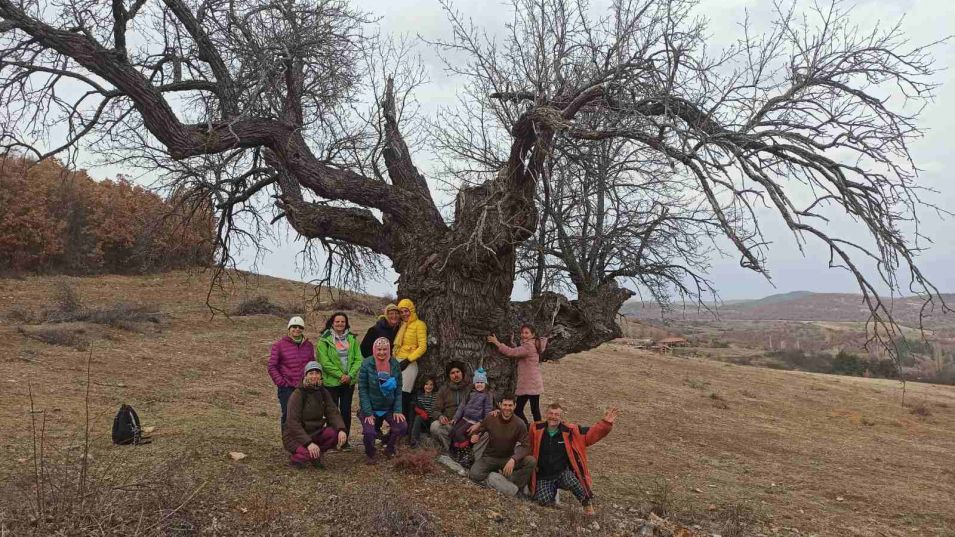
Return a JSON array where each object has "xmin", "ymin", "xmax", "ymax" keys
[{"xmin": 1, "ymin": 270, "xmax": 954, "ymax": 536}]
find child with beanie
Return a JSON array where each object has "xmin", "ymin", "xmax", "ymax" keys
[{"xmin": 449, "ymin": 367, "xmax": 493, "ymax": 467}]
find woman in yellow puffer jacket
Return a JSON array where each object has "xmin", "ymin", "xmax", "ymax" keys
[{"xmin": 394, "ymin": 298, "xmax": 427, "ymax": 423}]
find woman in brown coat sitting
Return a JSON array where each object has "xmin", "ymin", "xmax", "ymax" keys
[{"xmin": 283, "ymin": 361, "xmax": 348, "ymax": 468}]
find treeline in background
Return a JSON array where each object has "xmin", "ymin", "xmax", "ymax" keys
[{"xmin": 0, "ymin": 156, "xmax": 215, "ymax": 275}]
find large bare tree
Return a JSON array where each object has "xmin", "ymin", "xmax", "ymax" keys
[{"xmin": 1, "ymin": 0, "xmax": 947, "ymax": 390}]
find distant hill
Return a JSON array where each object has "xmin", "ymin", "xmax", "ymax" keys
[{"xmin": 623, "ymin": 291, "xmax": 955, "ymax": 329}]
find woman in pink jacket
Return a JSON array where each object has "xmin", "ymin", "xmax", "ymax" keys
[
  {"xmin": 268, "ymin": 316, "xmax": 315, "ymax": 429},
  {"xmin": 487, "ymin": 323, "xmax": 547, "ymax": 425}
]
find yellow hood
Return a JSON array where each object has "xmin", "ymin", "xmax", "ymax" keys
[{"xmin": 397, "ymin": 298, "xmax": 419, "ymax": 322}]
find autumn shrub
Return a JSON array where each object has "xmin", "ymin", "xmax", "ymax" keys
[
  {"xmin": 831, "ymin": 351, "xmax": 867, "ymax": 376},
  {"xmin": 709, "ymin": 392, "xmax": 729, "ymax": 410},
  {"xmin": 909, "ymin": 402, "xmax": 931, "ymax": 418},
  {"xmin": 78, "ymin": 303, "xmax": 166, "ymax": 330},
  {"xmin": 6, "ymin": 306, "xmax": 37, "ymax": 323},
  {"xmin": 717, "ymin": 502, "xmax": 759, "ymax": 537},
  {"xmin": 51, "ymin": 281, "xmax": 82, "ymax": 315},
  {"xmin": 322, "ymin": 293, "xmax": 389, "ymax": 316},
  {"xmin": 233, "ymin": 296, "xmax": 294, "ymax": 317},
  {"xmin": 645, "ymin": 477, "xmax": 679, "ymax": 518},
  {"xmin": 769, "ymin": 349, "xmax": 831, "ymax": 373},
  {"xmin": 391, "ymin": 448, "xmax": 437, "ymax": 475},
  {"xmin": 17, "ymin": 325, "xmax": 90, "ymax": 350},
  {"xmin": 0, "ymin": 155, "xmax": 215, "ymax": 275}
]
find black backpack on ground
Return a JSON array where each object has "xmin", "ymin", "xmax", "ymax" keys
[{"xmin": 112, "ymin": 404, "xmax": 149, "ymax": 445}]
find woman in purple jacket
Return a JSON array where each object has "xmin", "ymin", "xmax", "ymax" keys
[{"xmin": 268, "ymin": 316, "xmax": 315, "ymax": 429}]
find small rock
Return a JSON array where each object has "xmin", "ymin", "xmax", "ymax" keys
[
  {"xmin": 436, "ymin": 455, "xmax": 467, "ymax": 476},
  {"xmin": 707, "ymin": 504, "xmax": 717, "ymax": 511},
  {"xmin": 836, "ymin": 496, "xmax": 844, "ymax": 502},
  {"xmin": 16, "ymin": 458, "xmax": 27, "ymax": 464},
  {"xmin": 486, "ymin": 472, "xmax": 519, "ymax": 497},
  {"xmin": 228, "ymin": 451, "xmax": 247, "ymax": 461},
  {"xmin": 142, "ymin": 426, "xmax": 156, "ymax": 434},
  {"xmin": 486, "ymin": 510, "xmax": 504, "ymax": 522},
  {"xmin": 589, "ymin": 521, "xmax": 600, "ymax": 531},
  {"xmin": 693, "ymin": 487, "xmax": 704, "ymax": 493}
]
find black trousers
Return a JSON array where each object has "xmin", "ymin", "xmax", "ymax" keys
[
  {"xmin": 328, "ymin": 383, "xmax": 355, "ymax": 438},
  {"xmin": 516, "ymin": 394, "xmax": 541, "ymax": 424},
  {"xmin": 277, "ymin": 386, "xmax": 295, "ymax": 429}
]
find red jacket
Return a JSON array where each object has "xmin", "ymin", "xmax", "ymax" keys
[{"xmin": 527, "ymin": 419, "xmax": 613, "ymax": 495}]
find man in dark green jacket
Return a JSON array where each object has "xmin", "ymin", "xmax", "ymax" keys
[
  {"xmin": 430, "ymin": 360, "xmax": 471, "ymax": 452},
  {"xmin": 357, "ymin": 337, "xmax": 406, "ymax": 463}
]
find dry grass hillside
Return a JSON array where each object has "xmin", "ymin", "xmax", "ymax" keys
[{"xmin": 1, "ymin": 271, "xmax": 953, "ymax": 536}]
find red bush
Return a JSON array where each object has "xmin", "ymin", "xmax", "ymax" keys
[
  {"xmin": 391, "ymin": 448, "xmax": 438, "ymax": 475},
  {"xmin": 0, "ymin": 156, "xmax": 215, "ymax": 274}
]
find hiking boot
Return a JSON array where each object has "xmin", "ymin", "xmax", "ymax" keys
[
  {"xmin": 365, "ymin": 454, "xmax": 378, "ymax": 465},
  {"xmin": 312, "ymin": 455, "xmax": 327, "ymax": 469},
  {"xmin": 583, "ymin": 504, "xmax": 596, "ymax": 516},
  {"xmin": 339, "ymin": 442, "xmax": 353, "ymax": 452}
]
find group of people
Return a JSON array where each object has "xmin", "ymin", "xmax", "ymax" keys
[{"xmin": 267, "ymin": 301, "xmax": 617, "ymax": 515}]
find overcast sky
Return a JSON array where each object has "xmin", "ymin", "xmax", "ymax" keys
[{"xmin": 78, "ymin": 0, "xmax": 955, "ymax": 300}]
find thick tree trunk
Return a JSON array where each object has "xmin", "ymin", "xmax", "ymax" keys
[
  {"xmin": 396, "ymin": 245, "xmax": 634, "ymax": 394},
  {"xmin": 395, "ymin": 242, "xmax": 520, "ymax": 393}
]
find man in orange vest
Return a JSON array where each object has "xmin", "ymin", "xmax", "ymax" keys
[{"xmin": 526, "ymin": 403, "xmax": 618, "ymax": 515}]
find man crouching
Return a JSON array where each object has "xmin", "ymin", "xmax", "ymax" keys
[{"xmin": 527, "ymin": 403, "xmax": 618, "ymax": 515}]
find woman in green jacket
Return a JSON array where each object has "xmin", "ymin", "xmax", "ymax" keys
[{"xmin": 316, "ymin": 312, "xmax": 363, "ymax": 450}]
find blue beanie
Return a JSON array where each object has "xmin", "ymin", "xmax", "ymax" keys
[{"xmin": 473, "ymin": 367, "xmax": 488, "ymax": 385}]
